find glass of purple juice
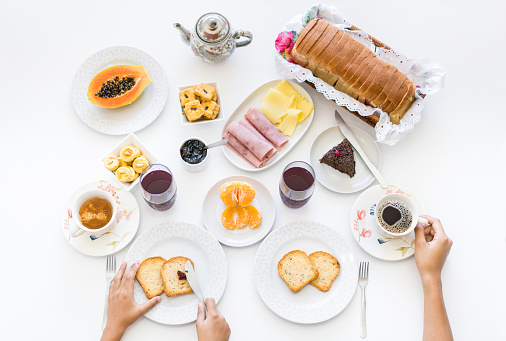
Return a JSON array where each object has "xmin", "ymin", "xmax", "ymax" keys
[
  {"xmin": 140, "ymin": 164, "xmax": 177, "ymax": 211},
  {"xmin": 279, "ymin": 161, "xmax": 315, "ymax": 209}
]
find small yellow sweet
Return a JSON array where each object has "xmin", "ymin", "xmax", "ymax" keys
[
  {"xmin": 120, "ymin": 145, "xmax": 141, "ymax": 162},
  {"xmin": 116, "ymin": 166, "xmax": 136, "ymax": 183},
  {"xmin": 132, "ymin": 155, "xmax": 149, "ymax": 173},
  {"xmin": 103, "ymin": 155, "xmax": 120, "ymax": 171}
]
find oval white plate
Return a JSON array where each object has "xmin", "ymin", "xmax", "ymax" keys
[
  {"xmin": 254, "ymin": 220, "xmax": 358, "ymax": 324},
  {"xmin": 350, "ymin": 184, "xmax": 426, "ymax": 261},
  {"xmin": 221, "ymin": 79, "xmax": 314, "ymax": 171},
  {"xmin": 61, "ymin": 179, "xmax": 139, "ymax": 256},
  {"xmin": 202, "ymin": 176, "xmax": 276, "ymax": 247},
  {"xmin": 72, "ymin": 46, "xmax": 169, "ymax": 135},
  {"xmin": 310, "ymin": 125, "xmax": 381, "ymax": 193},
  {"xmin": 124, "ymin": 221, "xmax": 227, "ymax": 325}
]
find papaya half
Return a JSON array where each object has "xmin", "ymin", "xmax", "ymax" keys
[{"xmin": 87, "ymin": 65, "xmax": 151, "ymax": 109}]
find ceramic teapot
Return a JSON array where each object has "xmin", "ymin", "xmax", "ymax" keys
[{"xmin": 174, "ymin": 12, "xmax": 252, "ymax": 63}]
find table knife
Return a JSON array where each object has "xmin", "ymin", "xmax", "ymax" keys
[
  {"xmin": 334, "ymin": 109, "xmax": 389, "ymax": 189},
  {"xmin": 185, "ymin": 260, "xmax": 207, "ymax": 316}
]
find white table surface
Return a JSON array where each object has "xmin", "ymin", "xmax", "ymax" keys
[{"xmin": 1, "ymin": 0, "xmax": 505, "ymax": 340}]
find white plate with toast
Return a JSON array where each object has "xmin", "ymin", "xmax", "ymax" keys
[
  {"xmin": 221, "ymin": 79, "xmax": 314, "ymax": 171},
  {"xmin": 124, "ymin": 221, "xmax": 227, "ymax": 325},
  {"xmin": 202, "ymin": 176, "xmax": 276, "ymax": 247},
  {"xmin": 253, "ymin": 220, "xmax": 358, "ymax": 324}
]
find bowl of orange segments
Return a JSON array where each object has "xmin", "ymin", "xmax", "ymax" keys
[{"xmin": 202, "ymin": 176, "xmax": 276, "ymax": 247}]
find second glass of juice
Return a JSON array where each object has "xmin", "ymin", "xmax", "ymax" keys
[
  {"xmin": 140, "ymin": 164, "xmax": 177, "ymax": 211},
  {"xmin": 279, "ymin": 161, "xmax": 315, "ymax": 209}
]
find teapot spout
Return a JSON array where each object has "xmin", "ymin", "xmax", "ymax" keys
[{"xmin": 174, "ymin": 23, "xmax": 191, "ymax": 46}]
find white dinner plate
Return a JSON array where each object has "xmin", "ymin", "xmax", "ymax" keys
[
  {"xmin": 202, "ymin": 176, "xmax": 276, "ymax": 247},
  {"xmin": 124, "ymin": 221, "xmax": 227, "ymax": 325},
  {"xmin": 254, "ymin": 220, "xmax": 358, "ymax": 324},
  {"xmin": 61, "ymin": 179, "xmax": 139, "ymax": 256},
  {"xmin": 350, "ymin": 184, "xmax": 426, "ymax": 261},
  {"xmin": 221, "ymin": 79, "xmax": 314, "ymax": 171},
  {"xmin": 72, "ymin": 46, "xmax": 169, "ymax": 135},
  {"xmin": 310, "ymin": 125, "xmax": 381, "ymax": 193}
]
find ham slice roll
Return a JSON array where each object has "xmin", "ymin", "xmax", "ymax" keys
[
  {"xmin": 238, "ymin": 119, "xmax": 277, "ymax": 159},
  {"xmin": 226, "ymin": 121, "xmax": 276, "ymax": 161},
  {"xmin": 245, "ymin": 108, "xmax": 289, "ymax": 148},
  {"xmin": 223, "ymin": 132, "xmax": 267, "ymax": 168}
]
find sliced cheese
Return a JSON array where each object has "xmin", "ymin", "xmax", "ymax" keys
[
  {"xmin": 296, "ymin": 98, "xmax": 314, "ymax": 123},
  {"xmin": 277, "ymin": 112, "xmax": 300, "ymax": 137},
  {"xmin": 274, "ymin": 80, "xmax": 300, "ymax": 98},
  {"xmin": 263, "ymin": 88, "xmax": 291, "ymax": 110},
  {"xmin": 260, "ymin": 102, "xmax": 286, "ymax": 124}
]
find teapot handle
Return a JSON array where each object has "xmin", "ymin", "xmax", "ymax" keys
[{"xmin": 233, "ymin": 30, "xmax": 253, "ymax": 48}]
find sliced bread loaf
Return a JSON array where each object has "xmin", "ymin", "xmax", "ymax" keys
[
  {"xmin": 136, "ymin": 257, "xmax": 166, "ymax": 299},
  {"xmin": 278, "ymin": 250, "xmax": 319, "ymax": 293},
  {"xmin": 309, "ymin": 251, "xmax": 341, "ymax": 292},
  {"xmin": 161, "ymin": 256, "xmax": 194, "ymax": 297}
]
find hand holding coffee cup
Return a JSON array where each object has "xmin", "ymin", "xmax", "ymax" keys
[
  {"xmin": 70, "ymin": 189, "xmax": 117, "ymax": 237},
  {"xmin": 374, "ymin": 193, "xmax": 428, "ymax": 237}
]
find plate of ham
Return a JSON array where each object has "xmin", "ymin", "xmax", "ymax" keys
[{"xmin": 221, "ymin": 80, "xmax": 314, "ymax": 171}]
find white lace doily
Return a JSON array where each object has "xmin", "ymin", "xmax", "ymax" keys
[{"xmin": 276, "ymin": 4, "xmax": 446, "ymax": 145}]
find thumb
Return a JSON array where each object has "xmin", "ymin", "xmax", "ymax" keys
[
  {"xmin": 139, "ymin": 296, "xmax": 161, "ymax": 314},
  {"xmin": 196, "ymin": 303, "xmax": 205, "ymax": 326},
  {"xmin": 414, "ymin": 223, "xmax": 427, "ymax": 249}
]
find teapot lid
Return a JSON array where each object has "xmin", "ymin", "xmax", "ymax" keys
[{"xmin": 196, "ymin": 12, "xmax": 230, "ymax": 44}]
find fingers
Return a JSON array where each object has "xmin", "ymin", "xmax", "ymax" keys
[
  {"xmin": 139, "ymin": 296, "xmax": 161, "ymax": 315},
  {"xmin": 196, "ymin": 303, "xmax": 205, "ymax": 326},
  {"xmin": 420, "ymin": 215, "xmax": 445, "ymax": 235},
  {"xmin": 112, "ymin": 261, "xmax": 127, "ymax": 291},
  {"xmin": 414, "ymin": 224, "xmax": 427, "ymax": 249},
  {"xmin": 122, "ymin": 261, "xmax": 139, "ymax": 291},
  {"xmin": 204, "ymin": 297, "xmax": 218, "ymax": 316}
]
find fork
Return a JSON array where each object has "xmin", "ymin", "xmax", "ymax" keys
[
  {"xmin": 359, "ymin": 262, "xmax": 369, "ymax": 338},
  {"xmin": 102, "ymin": 254, "xmax": 116, "ymax": 330}
]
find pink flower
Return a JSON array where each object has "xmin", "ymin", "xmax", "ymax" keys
[
  {"xmin": 395, "ymin": 189, "xmax": 404, "ymax": 194},
  {"xmin": 68, "ymin": 209, "xmax": 72, "ymax": 219},
  {"xmin": 361, "ymin": 229, "xmax": 372, "ymax": 238},
  {"xmin": 275, "ymin": 31, "xmax": 294, "ymax": 53},
  {"xmin": 357, "ymin": 210, "xmax": 366, "ymax": 220}
]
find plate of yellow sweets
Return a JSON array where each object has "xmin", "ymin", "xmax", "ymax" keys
[
  {"xmin": 221, "ymin": 80, "xmax": 314, "ymax": 171},
  {"xmin": 178, "ymin": 81, "xmax": 223, "ymax": 125},
  {"xmin": 102, "ymin": 133, "xmax": 158, "ymax": 191},
  {"xmin": 202, "ymin": 176, "xmax": 276, "ymax": 247}
]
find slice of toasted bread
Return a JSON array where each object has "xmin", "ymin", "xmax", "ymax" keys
[
  {"xmin": 161, "ymin": 256, "xmax": 194, "ymax": 297},
  {"xmin": 136, "ymin": 257, "xmax": 166, "ymax": 299},
  {"xmin": 309, "ymin": 251, "xmax": 340, "ymax": 292},
  {"xmin": 277, "ymin": 250, "xmax": 319, "ymax": 293}
]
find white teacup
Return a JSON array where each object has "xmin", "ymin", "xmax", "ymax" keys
[
  {"xmin": 70, "ymin": 189, "xmax": 117, "ymax": 237},
  {"xmin": 374, "ymin": 193, "xmax": 428, "ymax": 237}
]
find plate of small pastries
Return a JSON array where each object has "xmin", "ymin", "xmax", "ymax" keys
[
  {"xmin": 202, "ymin": 176, "xmax": 276, "ymax": 247},
  {"xmin": 178, "ymin": 81, "xmax": 223, "ymax": 124},
  {"xmin": 72, "ymin": 46, "xmax": 169, "ymax": 135},
  {"xmin": 253, "ymin": 220, "xmax": 358, "ymax": 324},
  {"xmin": 309, "ymin": 125, "xmax": 381, "ymax": 193},
  {"xmin": 124, "ymin": 221, "xmax": 227, "ymax": 325},
  {"xmin": 221, "ymin": 79, "xmax": 314, "ymax": 171}
]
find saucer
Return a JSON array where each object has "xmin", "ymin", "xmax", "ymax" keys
[
  {"xmin": 350, "ymin": 184, "xmax": 426, "ymax": 261},
  {"xmin": 309, "ymin": 125, "xmax": 381, "ymax": 193},
  {"xmin": 62, "ymin": 179, "xmax": 139, "ymax": 256}
]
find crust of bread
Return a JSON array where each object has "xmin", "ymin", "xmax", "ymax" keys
[
  {"xmin": 161, "ymin": 256, "xmax": 195, "ymax": 297},
  {"xmin": 278, "ymin": 250, "xmax": 319, "ymax": 293},
  {"xmin": 309, "ymin": 251, "xmax": 341, "ymax": 292},
  {"xmin": 136, "ymin": 257, "xmax": 166, "ymax": 299}
]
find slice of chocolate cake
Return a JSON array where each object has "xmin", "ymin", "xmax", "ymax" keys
[{"xmin": 319, "ymin": 138, "xmax": 355, "ymax": 178}]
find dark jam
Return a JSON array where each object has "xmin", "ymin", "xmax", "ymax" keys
[
  {"xmin": 180, "ymin": 139, "xmax": 207, "ymax": 164},
  {"xmin": 177, "ymin": 270, "xmax": 187, "ymax": 280}
]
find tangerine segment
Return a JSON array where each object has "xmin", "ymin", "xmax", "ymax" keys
[
  {"xmin": 245, "ymin": 205, "xmax": 262, "ymax": 229},
  {"xmin": 219, "ymin": 181, "xmax": 256, "ymax": 207},
  {"xmin": 221, "ymin": 206, "xmax": 249, "ymax": 230}
]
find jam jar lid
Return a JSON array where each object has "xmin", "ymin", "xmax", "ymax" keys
[{"xmin": 196, "ymin": 12, "xmax": 230, "ymax": 44}]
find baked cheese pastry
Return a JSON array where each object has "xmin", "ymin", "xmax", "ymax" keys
[
  {"xmin": 278, "ymin": 250, "xmax": 319, "ymax": 293},
  {"xmin": 291, "ymin": 18, "xmax": 415, "ymax": 124},
  {"xmin": 136, "ymin": 257, "xmax": 166, "ymax": 299}
]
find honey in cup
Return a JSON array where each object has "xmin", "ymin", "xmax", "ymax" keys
[{"xmin": 78, "ymin": 197, "xmax": 113, "ymax": 229}]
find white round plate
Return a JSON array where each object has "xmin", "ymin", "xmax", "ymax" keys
[
  {"xmin": 124, "ymin": 221, "xmax": 227, "ymax": 325},
  {"xmin": 351, "ymin": 184, "xmax": 426, "ymax": 261},
  {"xmin": 221, "ymin": 79, "xmax": 314, "ymax": 171},
  {"xmin": 254, "ymin": 220, "xmax": 358, "ymax": 324},
  {"xmin": 202, "ymin": 176, "xmax": 276, "ymax": 247},
  {"xmin": 61, "ymin": 180, "xmax": 139, "ymax": 256},
  {"xmin": 310, "ymin": 125, "xmax": 381, "ymax": 193},
  {"xmin": 72, "ymin": 46, "xmax": 169, "ymax": 135}
]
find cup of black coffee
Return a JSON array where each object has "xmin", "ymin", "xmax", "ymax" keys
[{"xmin": 374, "ymin": 193, "xmax": 427, "ymax": 237}]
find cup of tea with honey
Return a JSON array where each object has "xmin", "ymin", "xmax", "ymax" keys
[{"xmin": 70, "ymin": 189, "xmax": 117, "ymax": 237}]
